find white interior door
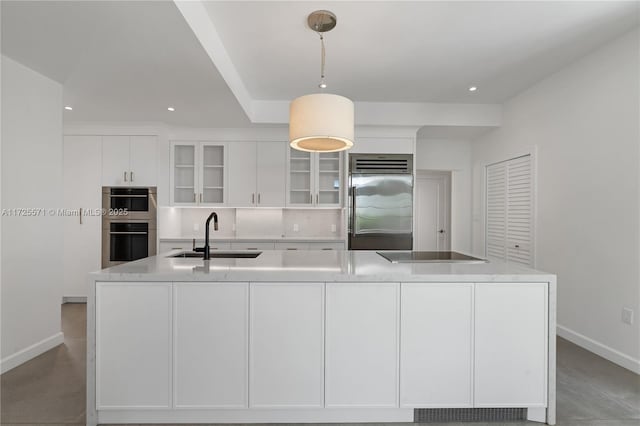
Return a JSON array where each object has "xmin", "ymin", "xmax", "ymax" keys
[
  {"xmin": 414, "ymin": 172, "xmax": 451, "ymax": 251},
  {"xmin": 485, "ymin": 155, "xmax": 534, "ymax": 266},
  {"xmin": 63, "ymin": 136, "xmax": 102, "ymax": 298}
]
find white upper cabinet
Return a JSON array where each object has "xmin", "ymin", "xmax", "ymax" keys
[
  {"xmin": 102, "ymin": 136, "xmax": 130, "ymax": 186},
  {"xmin": 227, "ymin": 141, "xmax": 286, "ymax": 207},
  {"xmin": 256, "ymin": 142, "xmax": 287, "ymax": 207},
  {"xmin": 129, "ymin": 136, "xmax": 158, "ymax": 186},
  {"xmin": 170, "ymin": 141, "xmax": 226, "ymax": 206},
  {"xmin": 102, "ymin": 136, "xmax": 158, "ymax": 186},
  {"xmin": 287, "ymin": 148, "xmax": 342, "ymax": 207}
]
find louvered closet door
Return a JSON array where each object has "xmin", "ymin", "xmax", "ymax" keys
[
  {"xmin": 485, "ymin": 155, "xmax": 533, "ymax": 267},
  {"xmin": 486, "ymin": 162, "xmax": 507, "ymax": 261},
  {"xmin": 506, "ymin": 156, "xmax": 533, "ymax": 266}
]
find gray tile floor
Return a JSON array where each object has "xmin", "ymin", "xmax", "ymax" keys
[{"xmin": 1, "ymin": 303, "xmax": 638, "ymax": 426}]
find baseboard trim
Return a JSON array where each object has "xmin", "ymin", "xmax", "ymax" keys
[
  {"xmin": 63, "ymin": 296, "xmax": 87, "ymax": 304},
  {"xmin": 0, "ymin": 332, "xmax": 65, "ymax": 374},
  {"xmin": 557, "ymin": 324, "xmax": 640, "ymax": 374}
]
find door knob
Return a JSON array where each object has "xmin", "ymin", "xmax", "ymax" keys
[{"xmin": 438, "ymin": 229, "xmax": 445, "ymax": 234}]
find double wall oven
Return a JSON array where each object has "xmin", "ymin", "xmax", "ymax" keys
[{"xmin": 102, "ymin": 187, "xmax": 157, "ymax": 268}]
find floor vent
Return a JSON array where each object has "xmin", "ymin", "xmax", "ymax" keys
[{"xmin": 414, "ymin": 407, "xmax": 527, "ymax": 422}]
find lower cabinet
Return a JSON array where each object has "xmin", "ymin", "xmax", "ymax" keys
[
  {"xmin": 96, "ymin": 283, "xmax": 171, "ymax": 409},
  {"xmin": 249, "ymin": 282, "xmax": 325, "ymax": 408},
  {"xmin": 94, "ymin": 281, "xmax": 548, "ymax": 414},
  {"xmin": 158, "ymin": 241, "xmax": 231, "ymax": 254},
  {"xmin": 174, "ymin": 283, "xmax": 248, "ymax": 408},
  {"xmin": 474, "ymin": 283, "xmax": 548, "ymax": 407},
  {"xmin": 400, "ymin": 283, "xmax": 473, "ymax": 407},
  {"xmin": 230, "ymin": 242, "xmax": 275, "ymax": 250},
  {"xmin": 325, "ymin": 283, "xmax": 399, "ymax": 407}
]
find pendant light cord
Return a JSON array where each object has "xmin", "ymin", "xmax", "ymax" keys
[{"xmin": 319, "ymin": 32, "xmax": 326, "ymax": 88}]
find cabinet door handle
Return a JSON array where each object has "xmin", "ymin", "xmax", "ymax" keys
[
  {"xmin": 79, "ymin": 207, "xmax": 82, "ymax": 225},
  {"xmin": 252, "ymin": 193, "xmax": 255, "ymax": 204},
  {"xmin": 130, "ymin": 171, "xmax": 134, "ymax": 182},
  {"xmin": 193, "ymin": 193, "xmax": 196, "ymax": 202},
  {"xmin": 316, "ymin": 193, "xmax": 319, "ymax": 204},
  {"xmin": 310, "ymin": 192, "xmax": 313, "ymax": 203},
  {"xmin": 200, "ymin": 193, "xmax": 203, "ymax": 203},
  {"xmin": 258, "ymin": 193, "xmax": 261, "ymax": 204},
  {"xmin": 124, "ymin": 171, "xmax": 127, "ymax": 182}
]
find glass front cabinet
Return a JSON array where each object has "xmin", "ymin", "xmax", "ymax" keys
[
  {"xmin": 170, "ymin": 141, "xmax": 226, "ymax": 206},
  {"xmin": 287, "ymin": 148, "xmax": 342, "ymax": 207}
]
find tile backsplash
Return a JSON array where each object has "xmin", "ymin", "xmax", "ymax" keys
[{"xmin": 158, "ymin": 207, "xmax": 343, "ymax": 239}]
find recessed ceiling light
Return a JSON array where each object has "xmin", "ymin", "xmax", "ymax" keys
[
  {"xmin": 167, "ymin": 107, "xmax": 175, "ymax": 112},
  {"xmin": 64, "ymin": 106, "xmax": 73, "ymax": 110},
  {"xmin": 468, "ymin": 86, "xmax": 478, "ymax": 92}
]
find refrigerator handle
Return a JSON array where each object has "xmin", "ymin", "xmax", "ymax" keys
[{"xmin": 350, "ymin": 186, "xmax": 357, "ymax": 237}]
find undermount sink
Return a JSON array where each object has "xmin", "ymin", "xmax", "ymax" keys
[{"xmin": 169, "ymin": 251, "xmax": 262, "ymax": 259}]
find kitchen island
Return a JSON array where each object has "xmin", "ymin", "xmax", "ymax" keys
[{"xmin": 87, "ymin": 250, "xmax": 556, "ymax": 426}]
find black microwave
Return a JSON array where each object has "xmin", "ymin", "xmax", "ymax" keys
[{"xmin": 102, "ymin": 187, "xmax": 157, "ymax": 220}]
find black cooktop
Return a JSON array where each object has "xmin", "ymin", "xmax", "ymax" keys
[{"xmin": 377, "ymin": 251, "xmax": 487, "ymax": 264}]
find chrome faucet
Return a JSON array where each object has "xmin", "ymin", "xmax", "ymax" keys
[{"xmin": 193, "ymin": 212, "xmax": 218, "ymax": 260}]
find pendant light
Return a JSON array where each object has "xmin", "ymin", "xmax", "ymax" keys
[{"xmin": 289, "ymin": 10, "xmax": 354, "ymax": 153}]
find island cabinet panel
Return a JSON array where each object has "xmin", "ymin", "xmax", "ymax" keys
[
  {"xmin": 474, "ymin": 283, "xmax": 548, "ymax": 407},
  {"xmin": 325, "ymin": 283, "xmax": 399, "ymax": 407},
  {"xmin": 400, "ymin": 283, "xmax": 473, "ymax": 408},
  {"xmin": 96, "ymin": 283, "xmax": 171, "ymax": 409},
  {"xmin": 249, "ymin": 283, "xmax": 325, "ymax": 408},
  {"xmin": 173, "ymin": 283, "xmax": 248, "ymax": 408}
]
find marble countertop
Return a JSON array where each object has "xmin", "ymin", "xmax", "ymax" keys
[
  {"xmin": 159, "ymin": 236, "xmax": 345, "ymax": 242},
  {"xmin": 91, "ymin": 250, "xmax": 556, "ymax": 283}
]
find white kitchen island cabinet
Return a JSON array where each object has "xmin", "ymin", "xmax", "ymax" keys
[
  {"xmin": 95, "ymin": 282, "xmax": 171, "ymax": 409},
  {"xmin": 249, "ymin": 283, "xmax": 324, "ymax": 408},
  {"xmin": 325, "ymin": 283, "xmax": 399, "ymax": 408},
  {"xmin": 474, "ymin": 283, "xmax": 548, "ymax": 408},
  {"xmin": 400, "ymin": 283, "xmax": 474, "ymax": 408},
  {"xmin": 88, "ymin": 250, "xmax": 556, "ymax": 426},
  {"xmin": 174, "ymin": 283, "xmax": 248, "ymax": 408}
]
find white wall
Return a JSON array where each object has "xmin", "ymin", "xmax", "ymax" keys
[
  {"xmin": 471, "ymin": 29, "xmax": 640, "ymax": 372},
  {"xmin": 416, "ymin": 137, "xmax": 472, "ymax": 253},
  {"xmin": 1, "ymin": 56, "xmax": 64, "ymax": 372}
]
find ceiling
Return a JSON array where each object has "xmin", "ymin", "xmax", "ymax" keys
[
  {"xmin": 1, "ymin": 0, "xmax": 250, "ymax": 127},
  {"xmin": 205, "ymin": 0, "xmax": 639, "ymax": 103},
  {"xmin": 1, "ymin": 1, "xmax": 638, "ymax": 129}
]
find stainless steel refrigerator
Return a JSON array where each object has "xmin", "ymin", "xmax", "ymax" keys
[{"xmin": 348, "ymin": 154, "xmax": 413, "ymax": 250}]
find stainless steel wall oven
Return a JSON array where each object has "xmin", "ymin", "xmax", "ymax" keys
[{"xmin": 102, "ymin": 187, "xmax": 157, "ymax": 268}]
